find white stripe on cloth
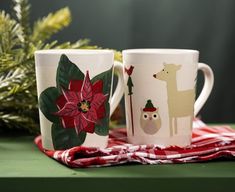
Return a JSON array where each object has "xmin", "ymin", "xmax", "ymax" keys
[
  {"xmin": 38, "ymin": 119, "xmax": 235, "ymax": 168},
  {"xmin": 192, "ymin": 133, "xmax": 235, "ymax": 143},
  {"xmin": 193, "ymin": 119, "xmax": 207, "ymax": 129}
]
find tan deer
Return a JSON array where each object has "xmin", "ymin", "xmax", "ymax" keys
[{"xmin": 153, "ymin": 63, "xmax": 195, "ymax": 136}]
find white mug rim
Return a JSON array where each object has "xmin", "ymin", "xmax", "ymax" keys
[
  {"xmin": 123, "ymin": 49, "xmax": 199, "ymax": 55},
  {"xmin": 35, "ymin": 49, "xmax": 114, "ymax": 55}
]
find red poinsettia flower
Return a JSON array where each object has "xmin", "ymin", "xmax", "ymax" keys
[{"xmin": 55, "ymin": 71, "xmax": 107, "ymax": 134}]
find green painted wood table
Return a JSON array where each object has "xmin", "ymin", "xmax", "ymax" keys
[{"xmin": 1, "ymin": 125, "xmax": 235, "ymax": 192}]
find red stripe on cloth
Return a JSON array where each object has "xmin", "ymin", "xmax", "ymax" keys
[{"xmin": 34, "ymin": 119, "xmax": 235, "ymax": 168}]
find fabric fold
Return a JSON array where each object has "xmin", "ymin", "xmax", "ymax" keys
[{"xmin": 35, "ymin": 119, "xmax": 235, "ymax": 168}]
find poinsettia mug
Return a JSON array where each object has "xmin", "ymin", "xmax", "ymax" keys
[
  {"xmin": 122, "ymin": 49, "xmax": 214, "ymax": 147},
  {"xmin": 35, "ymin": 49, "xmax": 124, "ymax": 150}
]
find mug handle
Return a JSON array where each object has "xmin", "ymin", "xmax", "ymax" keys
[
  {"xmin": 109, "ymin": 61, "xmax": 124, "ymax": 116},
  {"xmin": 194, "ymin": 63, "xmax": 214, "ymax": 116}
]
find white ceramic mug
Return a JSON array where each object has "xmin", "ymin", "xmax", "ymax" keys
[
  {"xmin": 122, "ymin": 49, "xmax": 214, "ymax": 147},
  {"xmin": 35, "ymin": 49, "xmax": 124, "ymax": 150}
]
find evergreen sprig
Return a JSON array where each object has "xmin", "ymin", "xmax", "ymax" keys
[
  {"xmin": 0, "ymin": 11, "xmax": 22, "ymax": 53},
  {"xmin": 13, "ymin": 0, "xmax": 31, "ymax": 49},
  {"xmin": 0, "ymin": 0, "xmax": 93, "ymax": 134},
  {"xmin": 31, "ymin": 7, "xmax": 71, "ymax": 44}
]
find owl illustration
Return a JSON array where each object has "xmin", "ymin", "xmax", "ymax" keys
[{"xmin": 140, "ymin": 100, "xmax": 161, "ymax": 135}]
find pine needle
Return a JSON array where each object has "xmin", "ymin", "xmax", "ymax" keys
[{"xmin": 31, "ymin": 7, "xmax": 71, "ymax": 43}]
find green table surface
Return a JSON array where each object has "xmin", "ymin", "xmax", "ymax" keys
[{"xmin": 1, "ymin": 125, "xmax": 235, "ymax": 192}]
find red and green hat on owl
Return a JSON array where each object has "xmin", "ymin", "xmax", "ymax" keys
[{"xmin": 143, "ymin": 99, "xmax": 158, "ymax": 112}]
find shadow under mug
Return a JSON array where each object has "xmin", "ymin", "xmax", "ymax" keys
[
  {"xmin": 35, "ymin": 49, "xmax": 124, "ymax": 150},
  {"xmin": 121, "ymin": 49, "xmax": 214, "ymax": 147}
]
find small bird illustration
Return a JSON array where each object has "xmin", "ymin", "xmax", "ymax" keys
[
  {"xmin": 125, "ymin": 66, "xmax": 134, "ymax": 76},
  {"xmin": 125, "ymin": 65, "xmax": 135, "ymax": 135}
]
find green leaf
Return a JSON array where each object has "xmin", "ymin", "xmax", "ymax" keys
[
  {"xmin": 95, "ymin": 101, "xmax": 110, "ymax": 136},
  {"xmin": 92, "ymin": 67, "xmax": 112, "ymax": 136},
  {"xmin": 91, "ymin": 67, "xmax": 113, "ymax": 95},
  {"xmin": 56, "ymin": 54, "xmax": 84, "ymax": 91},
  {"xmin": 51, "ymin": 123, "xmax": 86, "ymax": 150},
  {"xmin": 39, "ymin": 87, "xmax": 60, "ymax": 123}
]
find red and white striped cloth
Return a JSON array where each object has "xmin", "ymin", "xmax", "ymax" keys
[{"xmin": 34, "ymin": 119, "xmax": 235, "ymax": 168}]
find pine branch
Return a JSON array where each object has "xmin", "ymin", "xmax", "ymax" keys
[
  {"xmin": 0, "ymin": 112, "xmax": 39, "ymax": 133},
  {"xmin": 31, "ymin": 7, "xmax": 71, "ymax": 44},
  {"xmin": 13, "ymin": 0, "xmax": 31, "ymax": 49},
  {"xmin": 0, "ymin": 11, "xmax": 22, "ymax": 53},
  {"xmin": 0, "ymin": 68, "xmax": 34, "ymax": 100},
  {"xmin": 0, "ymin": 53, "xmax": 19, "ymax": 72},
  {"xmin": 114, "ymin": 50, "xmax": 122, "ymax": 62},
  {"xmin": 55, "ymin": 39, "xmax": 92, "ymax": 49}
]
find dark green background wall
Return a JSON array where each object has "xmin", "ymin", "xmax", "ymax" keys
[{"xmin": 1, "ymin": 0, "xmax": 235, "ymax": 123}]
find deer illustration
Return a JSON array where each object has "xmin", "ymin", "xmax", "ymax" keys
[{"xmin": 153, "ymin": 63, "xmax": 195, "ymax": 136}]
